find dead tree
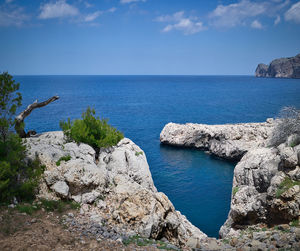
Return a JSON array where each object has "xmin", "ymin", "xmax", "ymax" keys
[{"xmin": 15, "ymin": 96, "xmax": 59, "ymax": 138}]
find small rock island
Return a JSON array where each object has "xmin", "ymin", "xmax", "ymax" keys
[{"xmin": 255, "ymin": 53, "xmax": 300, "ymax": 79}]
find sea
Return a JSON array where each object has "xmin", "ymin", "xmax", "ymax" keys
[{"xmin": 15, "ymin": 75, "xmax": 300, "ymax": 238}]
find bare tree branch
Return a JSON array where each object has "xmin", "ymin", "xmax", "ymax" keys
[{"xmin": 15, "ymin": 96, "xmax": 59, "ymax": 138}]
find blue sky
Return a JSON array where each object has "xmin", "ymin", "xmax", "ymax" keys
[{"xmin": 1, "ymin": 0, "xmax": 300, "ymax": 75}]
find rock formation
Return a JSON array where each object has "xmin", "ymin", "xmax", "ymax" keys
[
  {"xmin": 25, "ymin": 131, "xmax": 207, "ymax": 249},
  {"xmin": 160, "ymin": 119, "xmax": 274, "ymax": 161},
  {"xmin": 220, "ymin": 136, "xmax": 300, "ymax": 239},
  {"xmin": 160, "ymin": 120, "xmax": 300, "ymax": 250},
  {"xmin": 255, "ymin": 53, "xmax": 300, "ymax": 78}
]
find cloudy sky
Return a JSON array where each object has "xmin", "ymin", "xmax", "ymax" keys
[{"xmin": 1, "ymin": 0, "xmax": 300, "ymax": 75}]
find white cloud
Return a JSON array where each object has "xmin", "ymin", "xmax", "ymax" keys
[
  {"xmin": 83, "ymin": 7, "xmax": 116, "ymax": 23},
  {"xmin": 156, "ymin": 11, "xmax": 206, "ymax": 35},
  {"xmin": 84, "ymin": 1, "xmax": 93, "ymax": 8},
  {"xmin": 209, "ymin": 0, "xmax": 289, "ymax": 29},
  {"xmin": 84, "ymin": 11, "xmax": 102, "ymax": 22},
  {"xmin": 156, "ymin": 11, "xmax": 185, "ymax": 22},
  {"xmin": 0, "ymin": 5, "xmax": 29, "ymax": 26},
  {"xmin": 108, "ymin": 7, "xmax": 117, "ymax": 13},
  {"xmin": 285, "ymin": 1, "xmax": 300, "ymax": 23},
  {"xmin": 120, "ymin": 0, "xmax": 146, "ymax": 4},
  {"xmin": 39, "ymin": 0, "xmax": 79, "ymax": 19},
  {"xmin": 5, "ymin": 0, "xmax": 14, "ymax": 3},
  {"xmin": 209, "ymin": 0, "xmax": 268, "ymax": 28},
  {"xmin": 274, "ymin": 15, "xmax": 281, "ymax": 25},
  {"xmin": 251, "ymin": 19, "xmax": 263, "ymax": 29}
]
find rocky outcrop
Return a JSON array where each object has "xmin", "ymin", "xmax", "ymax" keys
[
  {"xmin": 255, "ymin": 53, "xmax": 300, "ymax": 78},
  {"xmin": 25, "ymin": 131, "xmax": 207, "ymax": 249},
  {"xmin": 160, "ymin": 120, "xmax": 300, "ymax": 248},
  {"xmin": 220, "ymin": 138, "xmax": 300, "ymax": 239},
  {"xmin": 160, "ymin": 119, "xmax": 274, "ymax": 161}
]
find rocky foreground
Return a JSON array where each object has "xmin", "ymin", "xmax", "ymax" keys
[
  {"xmin": 160, "ymin": 120, "xmax": 300, "ymax": 250},
  {"xmin": 24, "ymin": 132, "xmax": 208, "ymax": 249},
  {"xmin": 18, "ymin": 124, "xmax": 300, "ymax": 251},
  {"xmin": 255, "ymin": 53, "xmax": 300, "ymax": 78}
]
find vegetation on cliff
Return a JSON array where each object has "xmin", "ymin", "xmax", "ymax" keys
[
  {"xmin": 0, "ymin": 72, "xmax": 44, "ymax": 203},
  {"xmin": 270, "ymin": 106, "xmax": 300, "ymax": 147},
  {"xmin": 60, "ymin": 107, "xmax": 124, "ymax": 152}
]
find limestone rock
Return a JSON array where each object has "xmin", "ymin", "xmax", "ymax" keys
[
  {"xmin": 160, "ymin": 118, "xmax": 300, "ymax": 249},
  {"xmin": 255, "ymin": 53, "xmax": 300, "ymax": 78},
  {"xmin": 98, "ymin": 138, "xmax": 156, "ymax": 192},
  {"xmin": 220, "ymin": 141, "xmax": 300, "ymax": 238},
  {"xmin": 25, "ymin": 132, "xmax": 207, "ymax": 248},
  {"xmin": 255, "ymin": 63, "xmax": 269, "ymax": 77},
  {"xmin": 51, "ymin": 181, "xmax": 69, "ymax": 197},
  {"xmin": 160, "ymin": 120, "xmax": 273, "ymax": 160}
]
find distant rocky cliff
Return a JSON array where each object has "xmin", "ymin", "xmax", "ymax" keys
[{"xmin": 255, "ymin": 53, "xmax": 300, "ymax": 79}]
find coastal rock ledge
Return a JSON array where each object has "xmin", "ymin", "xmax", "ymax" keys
[
  {"xmin": 25, "ymin": 131, "xmax": 207, "ymax": 249},
  {"xmin": 160, "ymin": 119, "xmax": 274, "ymax": 161}
]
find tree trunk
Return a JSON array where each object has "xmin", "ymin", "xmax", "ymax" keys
[{"xmin": 15, "ymin": 96, "xmax": 59, "ymax": 138}]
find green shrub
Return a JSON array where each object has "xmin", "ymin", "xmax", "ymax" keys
[
  {"xmin": 16, "ymin": 203, "xmax": 39, "ymax": 215},
  {"xmin": 39, "ymin": 199, "xmax": 80, "ymax": 213},
  {"xmin": 232, "ymin": 186, "xmax": 239, "ymax": 196},
  {"xmin": 135, "ymin": 151, "xmax": 143, "ymax": 156},
  {"xmin": 0, "ymin": 72, "xmax": 44, "ymax": 204},
  {"xmin": 123, "ymin": 235, "xmax": 178, "ymax": 250},
  {"xmin": 290, "ymin": 219, "xmax": 299, "ymax": 227},
  {"xmin": 276, "ymin": 177, "xmax": 300, "ymax": 198},
  {"xmin": 0, "ymin": 133, "xmax": 45, "ymax": 203},
  {"xmin": 56, "ymin": 155, "xmax": 71, "ymax": 166},
  {"xmin": 290, "ymin": 141, "xmax": 298, "ymax": 148},
  {"xmin": 60, "ymin": 107, "xmax": 124, "ymax": 151},
  {"xmin": 0, "ymin": 72, "xmax": 22, "ymax": 142}
]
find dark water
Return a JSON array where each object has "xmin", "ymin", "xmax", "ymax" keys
[{"xmin": 15, "ymin": 75, "xmax": 300, "ymax": 237}]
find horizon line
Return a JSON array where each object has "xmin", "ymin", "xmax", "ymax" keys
[{"xmin": 12, "ymin": 74, "xmax": 254, "ymax": 77}]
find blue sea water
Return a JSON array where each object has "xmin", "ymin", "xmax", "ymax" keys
[{"xmin": 15, "ymin": 75, "xmax": 300, "ymax": 238}]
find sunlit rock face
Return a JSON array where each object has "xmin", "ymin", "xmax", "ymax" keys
[
  {"xmin": 160, "ymin": 119, "xmax": 274, "ymax": 161},
  {"xmin": 25, "ymin": 131, "xmax": 207, "ymax": 249}
]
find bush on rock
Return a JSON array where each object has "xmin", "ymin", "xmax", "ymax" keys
[
  {"xmin": 60, "ymin": 107, "xmax": 124, "ymax": 152},
  {"xmin": 270, "ymin": 106, "xmax": 300, "ymax": 147}
]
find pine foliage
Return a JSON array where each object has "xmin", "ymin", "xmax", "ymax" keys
[{"xmin": 60, "ymin": 107, "xmax": 124, "ymax": 151}]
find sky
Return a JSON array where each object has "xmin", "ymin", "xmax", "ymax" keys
[{"xmin": 0, "ymin": 0, "xmax": 300, "ymax": 75}]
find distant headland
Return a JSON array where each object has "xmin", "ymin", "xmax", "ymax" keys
[{"xmin": 255, "ymin": 53, "xmax": 300, "ymax": 79}]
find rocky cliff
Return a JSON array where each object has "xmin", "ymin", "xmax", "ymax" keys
[
  {"xmin": 220, "ymin": 138, "xmax": 300, "ymax": 236},
  {"xmin": 255, "ymin": 53, "xmax": 300, "ymax": 78},
  {"xmin": 160, "ymin": 119, "xmax": 274, "ymax": 161},
  {"xmin": 160, "ymin": 121, "xmax": 300, "ymax": 250},
  {"xmin": 24, "ymin": 127, "xmax": 300, "ymax": 250},
  {"xmin": 25, "ymin": 132, "xmax": 207, "ymax": 249}
]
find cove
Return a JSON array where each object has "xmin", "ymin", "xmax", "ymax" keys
[
  {"xmin": 157, "ymin": 145, "xmax": 235, "ymax": 237},
  {"xmin": 15, "ymin": 75, "xmax": 300, "ymax": 237}
]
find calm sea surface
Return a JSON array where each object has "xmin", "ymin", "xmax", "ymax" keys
[{"xmin": 15, "ymin": 75, "xmax": 300, "ymax": 237}]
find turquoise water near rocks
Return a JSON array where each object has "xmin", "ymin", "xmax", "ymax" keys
[{"xmin": 15, "ymin": 75, "xmax": 300, "ymax": 237}]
